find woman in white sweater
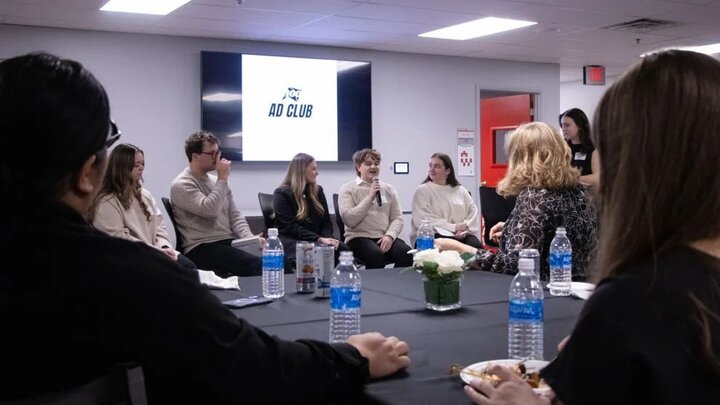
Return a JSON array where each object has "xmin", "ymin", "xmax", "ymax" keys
[
  {"xmin": 90, "ymin": 143, "xmax": 196, "ymax": 270},
  {"xmin": 411, "ymin": 152, "xmax": 481, "ymax": 248}
]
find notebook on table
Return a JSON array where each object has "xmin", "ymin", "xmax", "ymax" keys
[{"xmin": 231, "ymin": 235, "xmax": 262, "ymax": 257}]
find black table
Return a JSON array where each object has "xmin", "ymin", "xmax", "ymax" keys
[{"xmin": 214, "ymin": 268, "xmax": 584, "ymax": 404}]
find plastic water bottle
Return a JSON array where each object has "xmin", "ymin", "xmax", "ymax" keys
[
  {"xmin": 262, "ymin": 228, "xmax": 285, "ymax": 299},
  {"xmin": 548, "ymin": 227, "xmax": 572, "ymax": 296},
  {"xmin": 329, "ymin": 251, "xmax": 361, "ymax": 343},
  {"xmin": 508, "ymin": 257, "xmax": 544, "ymax": 360},
  {"xmin": 416, "ymin": 218, "xmax": 434, "ymax": 251}
]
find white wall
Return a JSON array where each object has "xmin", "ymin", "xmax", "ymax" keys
[
  {"xmin": 0, "ymin": 25, "xmax": 561, "ymax": 244},
  {"xmin": 559, "ymin": 76, "xmax": 618, "ymax": 123}
]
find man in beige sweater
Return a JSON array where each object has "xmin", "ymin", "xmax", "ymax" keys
[
  {"xmin": 170, "ymin": 131, "xmax": 262, "ymax": 276},
  {"xmin": 338, "ymin": 149, "xmax": 413, "ymax": 269}
]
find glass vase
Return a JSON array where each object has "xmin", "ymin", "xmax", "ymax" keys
[{"xmin": 423, "ymin": 276, "xmax": 462, "ymax": 312}]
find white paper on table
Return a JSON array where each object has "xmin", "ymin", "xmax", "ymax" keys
[{"xmin": 197, "ymin": 269, "xmax": 241, "ymax": 290}]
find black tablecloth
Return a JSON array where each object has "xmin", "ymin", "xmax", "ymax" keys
[{"xmin": 213, "ymin": 268, "xmax": 584, "ymax": 404}]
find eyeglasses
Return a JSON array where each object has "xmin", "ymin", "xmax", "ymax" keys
[
  {"xmin": 199, "ymin": 149, "xmax": 220, "ymax": 158},
  {"xmin": 105, "ymin": 120, "xmax": 121, "ymax": 149}
]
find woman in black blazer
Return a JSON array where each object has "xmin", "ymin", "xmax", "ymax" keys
[{"xmin": 273, "ymin": 153, "xmax": 350, "ymax": 263}]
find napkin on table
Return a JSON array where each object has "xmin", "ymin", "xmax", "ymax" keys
[{"xmin": 197, "ymin": 269, "xmax": 240, "ymax": 290}]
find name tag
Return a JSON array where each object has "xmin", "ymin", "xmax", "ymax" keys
[{"xmin": 574, "ymin": 152, "xmax": 587, "ymax": 161}]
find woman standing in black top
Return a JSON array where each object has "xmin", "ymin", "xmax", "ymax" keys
[
  {"xmin": 274, "ymin": 152, "xmax": 350, "ymax": 264},
  {"xmin": 464, "ymin": 50, "xmax": 720, "ymax": 405},
  {"xmin": 560, "ymin": 108, "xmax": 599, "ymax": 187}
]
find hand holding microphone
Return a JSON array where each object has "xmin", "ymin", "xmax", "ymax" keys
[{"xmin": 372, "ymin": 177, "xmax": 382, "ymax": 207}]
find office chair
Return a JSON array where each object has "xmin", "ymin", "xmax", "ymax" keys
[
  {"xmin": 478, "ymin": 186, "xmax": 517, "ymax": 248},
  {"xmin": 257, "ymin": 192, "xmax": 275, "ymax": 235},
  {"xmin": 0, "ymin": 363, "xmax": 147, "ymax": 405},
  {"xmin": 161, "ymin": 197, "xmax": 184, "ymax": 254},
  {"xmin": 331, "ymin": 193, "xmax": 345, "ymax": 241}
]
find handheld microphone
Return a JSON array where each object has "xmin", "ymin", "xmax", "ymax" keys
[{"xmin": 373, "ymin": 177, "xmax": 382, "ymax": 206}]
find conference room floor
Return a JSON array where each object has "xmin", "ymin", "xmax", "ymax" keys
[{"xmin": 213, "ymin": 268, "xmax": 585, "ymax": 404}]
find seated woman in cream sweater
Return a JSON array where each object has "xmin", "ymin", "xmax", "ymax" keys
[
  {"xmin": 90, "ymin": 143, "xmax": 197, "ymax": 270},
  {"xmin": 338, "ymin": 149, "xmax": 413, "ymax": 269},
  {"xmin": 411, "ymin": 152, "xmax": 481, "ymax": 249}
]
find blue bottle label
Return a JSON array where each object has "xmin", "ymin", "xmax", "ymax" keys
[
  {"xmin": 262, "ymin": 254, "xmax": 284, "ymax": 270},
  {"xmin": 417, "ymin": 236, "xmax": 434, "ymax": 251},
  {"xmin": 330, "ymin": 287, "xmax": 361, "ymax": 310},
  {"xmin": 549, "ymin": 252, "xmax": 571, "ymax": 268},
  {"xmin": 509, "ymin": 299, "xmax": 543, "ymax": 322}
]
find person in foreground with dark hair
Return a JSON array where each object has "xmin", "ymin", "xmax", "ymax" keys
[
  {"xmin": 559, "ymin": 107, "xmax": 599, "ymax": 187},
  {"xmin": 465, "ymin": 50, "xmax": 720, "ymax": 405},
  {"xmin": 0, "ymin": 52, "xmax": 410, "ymax": 404}
]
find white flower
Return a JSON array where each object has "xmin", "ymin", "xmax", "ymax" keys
[
  {"xmin": 413, "ymin": 248, "xmax": 440, "ymax": 267},
  {"xmin": 413, "ymin": 249, "xmax": 464, "ymax": 274},
  {"xmin": 435, "ymin": 250, "xmax": 464, "ymax": 274}
]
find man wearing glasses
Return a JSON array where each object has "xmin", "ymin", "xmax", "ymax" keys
[{"xmin": 170, "ymin": 131, "xmax": 263, "ymax": 277}]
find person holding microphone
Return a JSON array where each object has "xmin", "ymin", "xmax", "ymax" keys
[{"xmin": 338, "ymin": 149, "xmax": 413, "ymax": 269}]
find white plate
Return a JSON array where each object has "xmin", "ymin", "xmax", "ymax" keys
[
  {"xmin": 460, "ymin": 359, "xmax": 550, "ymax": 393},
  {"xmin": 571, "ymin": 282, "xmax": 595, "ymax": 291}
]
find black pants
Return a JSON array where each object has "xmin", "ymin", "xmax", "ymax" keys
[
  {"xmin": 186, "ymin": 239, "xmax": 262, "ymax": 277},
  {"xmin": 347, "ymin": 237, "xmax": 414, "ymax": 269}
]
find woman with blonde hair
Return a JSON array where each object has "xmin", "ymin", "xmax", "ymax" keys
[
  {"xmin": 436, "ymin": 122, "xmax": 597, "ymax": 279},
  {"xmin": 274, "ymin": 152, "xmax": 349, "ymax": 263}
]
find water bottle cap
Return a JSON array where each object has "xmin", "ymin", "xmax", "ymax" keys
[
  {"xmin": 268, "ymin": 228, "xmax": 278, "ymax": 236},
  {"xmin": 556, "ymin": 227, "xmax": 566, "ymax": 234},
  {"xmin": 519, "ymin": 248, "xmax": 539, "ymax": 258},
  {"xmin": 518, "ymin": 258, "xmax": 534, "ymax": 271},
  {"xmin": 339, "ymin": 250, "xmax": 354, "ymax": 259}
]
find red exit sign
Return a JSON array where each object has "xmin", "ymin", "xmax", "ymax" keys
[{"xmin": 583, "ymin": 65, "xmax": 606, "ymax": 85}]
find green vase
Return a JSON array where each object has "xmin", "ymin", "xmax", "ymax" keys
[{"xmin": 423, "ymin": 277, "xmax": 462, "ymax": 311}]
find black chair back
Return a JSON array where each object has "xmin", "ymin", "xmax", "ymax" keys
[
  {"xmin": 0, "ymin": 363, "xmax": 147, "ymax": 405},
  {"xmin": 161, "ymin": 197, "xmax": 184, "ymax": 254},
  {"xmin": 257, "ymin": 192, "xmax": 275, "ymax": 235},
  {"xmin": 478, "ymin": 186, "xmax": 517, "ymax": 248},
  {"xmin": 331, "ymin": 193, "xmax": 345, "ymax": 240}
]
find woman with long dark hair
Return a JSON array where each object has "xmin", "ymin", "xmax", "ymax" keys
[
  {"xmin": 411, "ymin": 152, "xmax": 481, "ymax": 248},
  {"xmin": 560, "ymin": 107, "xmax": 599, "ymax": 187},
  {"xmin": 465, "ymin": 50, "xmax": 720, "ymax": 405},
  {"xmin": 90, "ymin": 143, "xmax": 196, "ymax": 270}
]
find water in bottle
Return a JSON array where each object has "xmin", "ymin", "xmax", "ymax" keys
[
  {"xmin": 262, "ymin": 228, "xmax": 285, "ymax": 299},
  {"xmin": 508, "ymin": 257, "xmax": 544, "ymax": 360},
  {"xmin": 548, "ymin": 227, "xmax": 572, "ymax": 296},
  {"xmin": 329, "ymin": 251, "xmax": 361, "ymax": 343},
  {"xmin": 416, "ymin": 218, "xmax": 434, "ymax": 251}
]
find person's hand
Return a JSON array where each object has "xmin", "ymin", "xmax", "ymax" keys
[
  {"xmin": 464, "ymin": 365, "xmax": 551, "ymax": 405},
  {"xmin": 257, "ymin": 236, "xmax": 266, "ymax": 249},
  {"xmin": 455, "ymin": 223, "xmax": 469, "ymax": 233},
  {"xmin": 318, "ymin": 237, "xmax": 340, "ymax": 250},
  {"xmin": 377, "ymin": 235, "xmax": 393, "ymax": 253},
  {"xmin": 557, "ymin": 335, "xmax": 570, "ymax": 352},
  {"xmin": 216, "ymin": 157, "xmax": 231, "ymax": 180},
  {"xmin": 435, "ymin": 238, "xmax": 477, "ymax": 254},
  {"xmin": 367, "ymin": 179, "xmax": 381, "ymax": 202},
  {"xmin": 346, "ymin": 332, "xmax": 410, "ymax": 378},
  {"xmin": 489, "ymin": 222, "xmax": 505, "ymax": 244},
  {"xmin": 159, "ymin": 246, "xmax": 178, "ymax": 260}
]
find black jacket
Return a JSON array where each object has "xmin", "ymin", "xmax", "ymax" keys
[{"xmin": 0, "ymin": 199, "xmax": 368, "ymax": 404}]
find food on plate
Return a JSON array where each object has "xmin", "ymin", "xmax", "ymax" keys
[{"xmin": 466, "ymin": 362, "xmax": 548, "ymax": 389}]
